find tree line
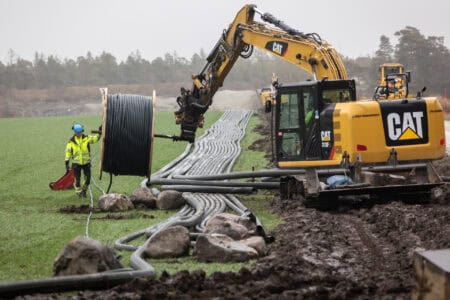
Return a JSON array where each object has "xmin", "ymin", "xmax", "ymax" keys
[{"xmin": 1, "ymin": 26, "xmax": 449, "ymax": 97}]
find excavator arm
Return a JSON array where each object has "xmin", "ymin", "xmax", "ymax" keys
[{"xmin": 174, "ymin": 4, "xmax": 347, "ymax": 142}]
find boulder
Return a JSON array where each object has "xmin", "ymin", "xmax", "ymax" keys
[
  {"xmin": 145, "ymin": 225, "xmax": 191, "ymax": 258},
  {"xmin": 241, "ymin": 236, "xmax": 267, "ymax": 256},
  {"xmin": 156, "ymin": 190, "xmax": 185, "ymax": 210},
  {"xmin": 130, "ymin": 187, "xmax": 156, "ymax": 209},
  {"xmin": 204, "ymin": 213, "xmax": 257, "ymax": 240},
  {"xmin": 98, "ymin": 193, "xmax": 134, "ymax": 212},
  {"xmin": 53, "ymin": 236, "xmax": 122, "ymax": 276},
  {"xmin": 194, "ymin": 234, "xmax": 258, "ymax": 262}
]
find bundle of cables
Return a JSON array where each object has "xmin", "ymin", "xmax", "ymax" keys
[{"xmin": 102, "ymin": 94, "xmax": 154, "ymax": 177}]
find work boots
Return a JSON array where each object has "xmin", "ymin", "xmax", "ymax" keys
[
  {"xmin": 75, "ymin": 186, "xmax": 83, "ymax": 199},
  {"xmin": 75, "ymin": 187, "xmax": 87, "ymax": 199},
  {"xmin": 81, "ymin": 186, "xmax": 88, "ymax": 198}
]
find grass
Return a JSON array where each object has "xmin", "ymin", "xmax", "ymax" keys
[
  {"xmin": 232, "ymin": 114, "xmax": 271, "ymax": 172},
  {"xmin": 0, "ymin": 110, "xmax": 282, "ymax": 282}
]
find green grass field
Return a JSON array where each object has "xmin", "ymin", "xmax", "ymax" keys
[{"xmin": 0, "ymin": 111, "xmax": 281, "ymax": 282}]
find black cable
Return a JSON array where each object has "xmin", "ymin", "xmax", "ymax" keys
[
  {"xmin": 106, "ymin": 172, "xmax": 113, "ymax": 194},
  {"xmin": 102, "ymin": 94, "xmax": 154, "ymax": 177}
]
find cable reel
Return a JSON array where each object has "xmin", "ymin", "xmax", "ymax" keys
[{"xmin": 99, "ymin": 89, "xmax": 156, "ymax": 179}]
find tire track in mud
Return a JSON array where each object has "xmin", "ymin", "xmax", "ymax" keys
[{"xmin": 338, "ymin": 214, "xmax": 385, "ymax": 272}]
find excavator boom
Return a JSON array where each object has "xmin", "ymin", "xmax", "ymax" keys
[{"xmin": 174, "ymin": 4, "xmax": 347, "ymax": 142}]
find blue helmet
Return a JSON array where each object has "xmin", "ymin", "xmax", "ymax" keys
[{"xmin": 73, "ymin": 123, "xmax": 84, "ymax": 134}]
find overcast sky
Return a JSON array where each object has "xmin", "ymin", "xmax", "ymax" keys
[{"xmin": 1, "ymin": 0, "xmax": 450, "ymax": 63}]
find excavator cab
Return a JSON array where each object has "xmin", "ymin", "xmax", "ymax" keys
[{"xmin": 274, "ymin": 80, "xmax": 356, "ymax": 164}]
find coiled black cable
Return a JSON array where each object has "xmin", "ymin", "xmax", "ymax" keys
[{"xmin": 102, "ymin": 94, "xmax": 154, "ymax": 177}]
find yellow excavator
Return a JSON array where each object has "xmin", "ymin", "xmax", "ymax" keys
[
  {"xmin": 174, "ymin": 4, "xmax": 446, "ymax": 202},
  {"xmin": 373, "ymin": 63, "xmax": 412, "ymax": 100},
  {"xmin": 258, "ymin": 87, "xmax": 272, "ymax": 106}
]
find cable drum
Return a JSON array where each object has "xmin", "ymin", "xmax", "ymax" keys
[{"xmin": 102, "ymin": 94, "xmax": 154, "ymax": 177}]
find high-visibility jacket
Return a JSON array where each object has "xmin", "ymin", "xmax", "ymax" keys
[{"xmin": 65, "ymin": 134, "xmax": 100, "ymax": 165}]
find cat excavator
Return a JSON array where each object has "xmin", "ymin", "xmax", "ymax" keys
[
  {"xmin": 373, "ymin": 63, "xmax": 412, "ymax": 100},
  {"xmin": 173, "ymin": 4, "xmax": 446, "ymax": 203}
]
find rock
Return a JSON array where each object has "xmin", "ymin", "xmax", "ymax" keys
[
  {"xmin": 156, "ymin": 190, "xmax": 185, "ymax": 210},
  {"xmin": 130, "ymin": 187, "xmax": 156, "ymax": 209},
  {"xmin": 241, "ymin": 236, "xmax": 267, "ymax": 256},
  {"xmin": 98, "ymin": 193, "xmax": 134, "ymax": 212},
  {"xmin": 362, "ymin": 171, "xmax": 407, "ymax": 186},
  {"xmin": 194, "ymin": 234, "xmax": 258, "ymax": 262},
  {"xmin": 145, "ymin": 226, "xmax": 191, "ymax": 258},
  {"xmin": 204, "ymin": 213, "xmax": 257, "ymax": 240},
  {"xmin": 53, "ymin": 236, "xmax": 122, "ymax": 276},
  {"xmin": 431, "ymin": 187, "xmax": 447, "ymax": 204}
]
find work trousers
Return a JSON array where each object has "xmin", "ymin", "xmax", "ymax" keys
[{"xmin": 72, "ymin": 163, "xmax": 91, "ymax": 190}]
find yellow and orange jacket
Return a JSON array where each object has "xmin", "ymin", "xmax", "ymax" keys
[{"xmin": 65, "ymin": 134, "xmax": 100, "ymax": 165}]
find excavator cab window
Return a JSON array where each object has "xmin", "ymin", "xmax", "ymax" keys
[
  {"xmin": 321, "ymin": 89, "xmax": 351, "ymax": 105},
  {"xmin": 318, "ymin": 80, "xmax": 356, "ymax": 108},
  {"xmin": 278, "ymin": 93, "xmax": 301, "ymax": 157},
  {"xmin": 276, "ymin": 84, "xmax": 318, "ymax": 160},
  {"xmin": 275, "ymin": 80, "xmax": 356, "ymax": 162},
  {"xmin": 382, "ymin": 66, "xmax": 401, "ymax": 77}
]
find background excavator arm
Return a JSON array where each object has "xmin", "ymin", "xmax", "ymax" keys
[{"xmin": 174, "ymin": 4, "xmax": 347, "ymax": 142}]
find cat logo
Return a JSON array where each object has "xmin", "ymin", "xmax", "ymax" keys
[
  {"xmin": 265, "ymin": 41, "xmax": 288, "ymax": 57},
  {"xmin": 321, "ymin": 130, "xmax": 331, "ymax": 148},
  {"xmin": 380, "ymin": 100, "xmax": 428, "ymax": 146},
  {"xmin": 387, "ymin": 111, "xmax": 424, "ymax": 141},
  {"xmin": 321, "ymin": 130, "xmax": 331, "ymax": 142},
  {"xmin": 272, "ymin": 42, "xmax": 283, "ymax": 55}
]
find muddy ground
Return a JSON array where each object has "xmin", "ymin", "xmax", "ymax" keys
[
  {"xmin": 51, "ymin": 197, "xmax": 446, "ymax": 300},
  {"xmin": 19, "ymin": 113, "xmax": 450, "ymax": 300}
]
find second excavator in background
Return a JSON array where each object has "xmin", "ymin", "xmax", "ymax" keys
[
  {"xmin": 172, "ymin": 4, "xmax": 446, "ymax": 204},
  {"xmin": 373, "ymin": 63, "xmax": 411, "ymax": 100}
]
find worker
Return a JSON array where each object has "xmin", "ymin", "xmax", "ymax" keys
[
  {"xmin": 65, "ymin": 123, "xmax": 101, "ymax": 198},
  {"xmin": 305, "ymin": 94, "xmax": 315, "ymax": 125},
  {"xmin": 305, "ymin": 109, "xmax": 314, "ymax": 125}
]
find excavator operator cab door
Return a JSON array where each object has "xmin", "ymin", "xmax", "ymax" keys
[{"xmin": 274, "ymin": 80, "xmax": 356, "ymax": 164}]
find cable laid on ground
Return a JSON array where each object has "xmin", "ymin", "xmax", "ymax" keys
[
  {"xmin": 85, "ymin": 186, "xmax": 94, "ymax": 238},
  {"xmin": 150, "ymin": 178, "xmax": 280, "ymax": 189},
  {"xmin": 0, "ymin": 268, "xmax": 154, "ymax": 297}
]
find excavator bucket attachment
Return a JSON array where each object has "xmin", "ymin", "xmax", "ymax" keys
[{"xmin": 49, "ymin": 169, "xmax": 75, "ymax": 190}]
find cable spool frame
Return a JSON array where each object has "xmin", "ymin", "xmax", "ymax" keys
[
  {"xmin": 149, "ymin": 90, "xmax": 156, "ymax": 179},
  {"xmin": 99, "ymin": 88, "xmax": 108, "ymax": 180}
]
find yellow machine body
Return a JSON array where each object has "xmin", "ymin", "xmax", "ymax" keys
[{"xmin": 278, "ymin": 96, "xmax": 445, "ymax": 168}]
